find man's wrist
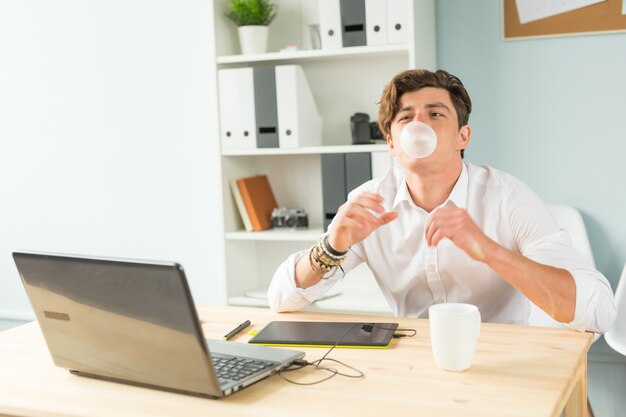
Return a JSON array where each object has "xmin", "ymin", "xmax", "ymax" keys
[
  {"xmin": 302, "ymin": 234, "xmax": 347, "ymax": 282},
  {"xmin": 481, "ymin": 238, "xmax": 505, "ymax": 266},
  {"xmin": 295, "ymin": 251, "xmax": 324, "ymax": 289},
  {"xmin": 324, "ymin": 234, "xmax": 349, "ymax": 256},
  {"xmin": 327, "ymin": 234, "xmax": 349, "ymax": 254}
]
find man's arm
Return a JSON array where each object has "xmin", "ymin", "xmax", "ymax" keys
[
  {"xmin": 268, "ymin": 192, "xmax": 397, "ymax": 312},
  {"xmin": 268, "ymin": 250, "xmax": 323, "ymax": 312},
  {"xmin": 267, "ymin": 242, "xmax": 369, "ymax": 312},
  {"xmin": 425, "ymin": 203, "xmax": 615, "ymax": 331},
  {"xmin": 294, "ymin": 249, "xmax": 327, "ymax": 288},
  {"xmin": 296, "ymin": 192, "xmax": 397, "ymax": 289},
  {"xmin": 485, "ymin": 240, "xmax": 575, "ymax": 323}
]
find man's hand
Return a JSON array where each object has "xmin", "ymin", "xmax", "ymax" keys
[
  {"xmin": 424, "ymin": 202, "xmax": 495, "ymax": 262},
  {"xmin": 328, "ymin": 192, "xmax": 398, "ymax": 253}
]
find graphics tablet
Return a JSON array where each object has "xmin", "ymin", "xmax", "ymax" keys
[{"xmin": 248, "ymin": 321, "xmax": 399, "ymax": 348}]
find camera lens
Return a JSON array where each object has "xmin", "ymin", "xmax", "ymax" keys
[{"xmin": 285, "ymin": 216, "xmax": 296, "ymax": 228}]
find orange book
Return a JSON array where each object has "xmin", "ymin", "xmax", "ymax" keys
[{"xmin": 236, "ymin": 175, "xmax": 278, "ymax": 231}]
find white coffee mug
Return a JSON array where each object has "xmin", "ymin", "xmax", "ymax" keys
[{"xmin": 429, "ymin": 303, "xmax": 481, "ymax": 372}]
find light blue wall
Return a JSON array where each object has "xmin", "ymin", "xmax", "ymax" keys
[{"xmin": 435, "ymin": 0, "xmax": 626, "ymax": 288}]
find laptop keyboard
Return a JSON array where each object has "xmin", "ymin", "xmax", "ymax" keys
[{"xmin": 211, "ymin": 354, "xmax": 277, "ymax": 385}]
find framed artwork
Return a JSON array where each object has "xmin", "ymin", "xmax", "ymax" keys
[{"xmin": 503, "ymin": 0, "xmax": 626, "ymax": 39}]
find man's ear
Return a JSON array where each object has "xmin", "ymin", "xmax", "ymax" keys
[
  {"xmin": 457, "ymin": 125, "xmax": 471, "ymax": 151},
  {"xmin": 386, "ymin": 133, "xmax": 397, "ymax": 155}
]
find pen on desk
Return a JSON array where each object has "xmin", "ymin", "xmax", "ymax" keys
[{"xmin": 223, "ymin": 320, "xmax": 251, "ymax": 341}]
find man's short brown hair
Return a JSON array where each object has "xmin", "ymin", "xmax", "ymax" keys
[{"xmin": 377, "ymin": 69, "xmax": 472, "ymax": 157}]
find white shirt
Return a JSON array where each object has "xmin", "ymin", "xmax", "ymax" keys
[{"xmin": 268, "ymin": 163, "xmax": 615, "ymax": 334}]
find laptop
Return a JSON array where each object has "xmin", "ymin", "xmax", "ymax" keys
[{"xmin": 12, "ymin": 251, "xmax": 305, "ymax": 398}]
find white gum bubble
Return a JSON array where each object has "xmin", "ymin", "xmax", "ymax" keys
[{"xmin": 399, "ymin": 121, "xmax": 437, "ymax": 159}]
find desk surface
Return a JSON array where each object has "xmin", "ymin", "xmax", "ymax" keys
[{"xmin": 0, "ymin": 306, "xmax": 591, "ymax": 417}]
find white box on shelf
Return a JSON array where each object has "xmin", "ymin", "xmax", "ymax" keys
[
  {"xmin": 365, "ymin": 0, "xmax": 388, "ymax": 46},
  {"xmin": 319, "ymin": 0, "xmax": 343, "ymax": 49},
  {"xmin": 386, "ymin": 0, "xmax": 408, "ymax": 44},
  {"xmin": 217, "ymin": 68, "xmax": 257, "ymax": 151},
  {"xmin": 371, "ymin": 150, "xmax": 393, "ymax": 179},
  {"xmin": 276, "ymin": 65, "xmax": 322, "ymax": 148}
]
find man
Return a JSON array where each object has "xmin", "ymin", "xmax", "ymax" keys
[{"xmin": 268, "ymin": 69, "xmax": 615, "ymax": 334}]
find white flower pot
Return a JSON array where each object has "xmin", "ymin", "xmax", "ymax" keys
[{"xmin": 238, "ymin": 25, "xmax": 268, "ymax": 55}]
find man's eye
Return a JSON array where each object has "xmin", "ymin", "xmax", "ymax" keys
[{"xmin": 431, "ymin": 112, "xmax": 443, "ymax": 117}]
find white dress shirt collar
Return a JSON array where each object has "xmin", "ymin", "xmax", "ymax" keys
[{"xmin": 392, "ymin": 162, "xmax": 469, "ymax": 211}]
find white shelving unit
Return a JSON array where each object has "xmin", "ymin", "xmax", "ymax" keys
[
  {"xmin": 210, "ymin": 0, "xmax": 436, "ymax": 314},
  {"xmin": 225, "ymin": 228, "xmax": 325, "ymax": 242},
  {"xmin": 222, "ymin": 143, "xmax": 387, "ymax": 156},
  {"xmin": 216, "ymin": 44, "xmax": 411, "ymax": 65}
]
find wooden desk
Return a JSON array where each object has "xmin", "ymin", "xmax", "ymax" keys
[{"xmin": 0, "ymin": 306, "xmax": 592, "ymax": 417}]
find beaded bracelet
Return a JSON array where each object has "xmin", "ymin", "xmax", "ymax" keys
[{"xmin": 309, "ymin": 234, "xmax": 348, "ymax": 279}]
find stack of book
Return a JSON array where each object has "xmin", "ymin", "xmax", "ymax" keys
[{"xmin": 229, "ymin": 175, "xmax": 277, "ymax": 232}]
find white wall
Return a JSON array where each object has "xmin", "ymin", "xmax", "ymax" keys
[{"xmin": 0, "ymin": 0, "xmax": 226, "ymax": 319}]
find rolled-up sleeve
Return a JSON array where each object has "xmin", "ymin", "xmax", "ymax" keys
[
  {"xmin": 268, "ymin": 238, "xmax": 366, "ymax": 312},
  {"xmin": 267, "ymin": 249, "xmax": 343, "ymax": 312},
  {"xmin": 507, "ymin": 178, "xmax": 616, "ymax": 334},
  {"xmin": 521, "ymin": 230, "xmax": 616, "ymax": 334},
  {"xmin": 567, "ymin": 264, "xmax": 616, "ymax": 333}
]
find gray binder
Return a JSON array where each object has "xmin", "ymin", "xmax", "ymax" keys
[
  {"xmin": 345, "ymin": 152, "xmax": 372, "ymax": 194},
  {"xmin": 340, "ymin": 0, "xmax": 367, "ymax": 47},
  {"xmin": 321, "ymin": 152, "xmax": 372, "ymax": 231},
  {"xmin": 322, "ymin": 154, "xmax": 347, "ymax": 231},
  {"xmin": 253, "ymin": 67, "xmax": 279, "ymax": 148}
]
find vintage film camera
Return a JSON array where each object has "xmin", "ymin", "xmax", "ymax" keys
[
  {"xmin": 350, "ymin": 112, "xmax": 383, "ymax": 144},
  {"xmin": 271, "ymin": 207, "xmax": 309, "ymax": 229}
]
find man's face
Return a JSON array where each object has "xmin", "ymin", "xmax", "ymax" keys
[{"xmin": 387, "ymin": 87, "xmax": 470, "ymax": 172}]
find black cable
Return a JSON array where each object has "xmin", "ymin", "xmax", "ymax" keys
[
  {"xmin": 278, "ymin": 323, "xmax": 414, "ymax": 386},
  {"xmin": 278, "ymin": 322, "xmax": 362, "ymax": 385},
  {"xmin": 393, "ymin": 328, "xmax": 417, "ymax": 338},
  {"xmin": 278, "ymin": 361, "xmax": 339, "ymax": 385}
]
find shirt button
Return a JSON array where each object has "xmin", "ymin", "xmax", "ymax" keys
[
  {"xmin": 435, "ymin": 297, "xmax": 444, "ymax": 304},
  {"xmin": 427, "ymin": 265, "xmax": 436, "ymax": 273}
]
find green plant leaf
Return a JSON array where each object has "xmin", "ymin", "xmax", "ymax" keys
[{"xmin": 225, "ymin": 0, "xmax": 278, "ymax": 26}]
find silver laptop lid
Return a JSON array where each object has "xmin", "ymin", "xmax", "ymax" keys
[{"xmin": 13, "ymin": 251, "xmax": 223, "ymax": 397}]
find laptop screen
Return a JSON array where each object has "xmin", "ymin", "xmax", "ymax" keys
[{"xmin": 13, "ymin": 252, "xmax": 221, "ymax": 396}]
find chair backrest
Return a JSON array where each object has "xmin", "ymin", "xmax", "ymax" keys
[
  {"xmin": 604, "ymin": 262, "xmax": 626, "ymax": 356},
  {"xmin": 546, "ymin": 204, "xmax": 596, "ymax": 268},
  {"xmin": 528, "ymin": 204, "xmax": 596, "ymax": 330}
]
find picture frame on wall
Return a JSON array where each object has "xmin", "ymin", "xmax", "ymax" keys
[{"xmin": 503, "ymin": 0, "xmax": 626, "ymax": 40}]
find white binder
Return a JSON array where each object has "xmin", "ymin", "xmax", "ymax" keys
[
  {"xmin": 386, "ymin": 0, "xmax": 408, "ymax": 44},
  {"xmin": 371, "ymin": 150, "xmax": 392, "ymax": 179},
  {"xmin": 319, "ymin": 0, "xmax": 342, "ymax": 49},
  {"xmin": 365, "ymin": 0, "xmax": 387, "ymax": 46},
  {"xmin": 217, "ymin": 68, "xmax": 256, "ymax": 151},
  {"xmin": 275, "ymin": 65, "xmax": 322, "ymax": 149}
]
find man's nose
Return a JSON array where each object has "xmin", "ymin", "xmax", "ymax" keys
[{"xmin": 413, "ymin": 112, "xmax": 427, "ymax": 123}]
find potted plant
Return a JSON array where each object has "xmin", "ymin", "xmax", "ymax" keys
[{"xmin": 225, "ymin": 0, "xmax": 278, "ymax": 55}]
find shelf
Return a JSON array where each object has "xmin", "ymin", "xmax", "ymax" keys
[
  {"xmin": 310, "ymin": 289, "xmax": 393, "ymax": 315},
  {"xmin": 228, "ymin": 264, "xmax": 393, "ymax": 316},
  {"xmin": 228, "ymin": 290, "xmax": 393, "ymax": 316},
  {"xmin": 225, "ymin": 228, "xmax": 323, "ymax": 241},
  {"xmin": 228, "ymin": 296, "xmax": 269, "ymax": 308},
  {"xmin": 222, "ymin": 143, "xmax": 388, "ymax": 156},
  {"xmin": 217, "ymin": 44, "xmax": 410, "ymax": 66}
]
